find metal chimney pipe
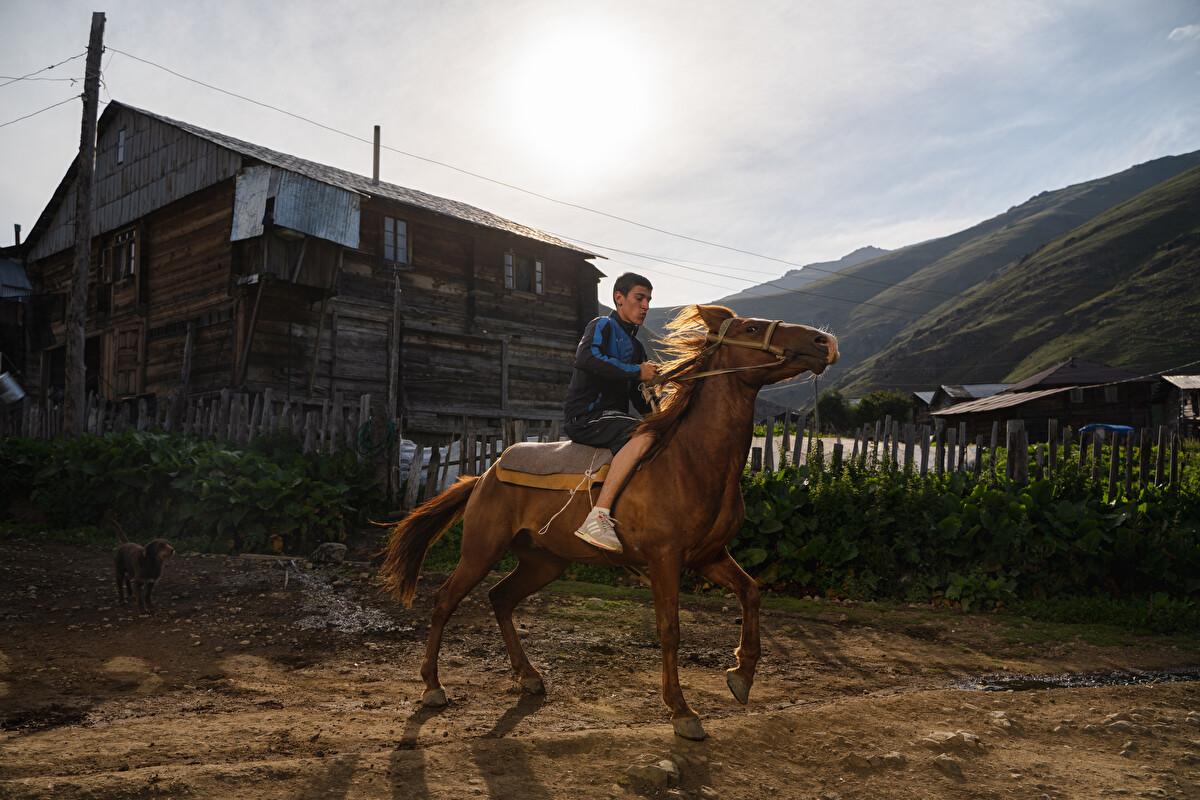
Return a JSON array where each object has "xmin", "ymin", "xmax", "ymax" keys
[{"xmin": 372, "ymin": 125, "xmax": 380, "ymax": 185}]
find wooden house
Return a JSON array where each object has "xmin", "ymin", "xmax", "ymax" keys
[
  {"xmin": 13, "ymin": 102, "xmax": 601, "ymax": 437},
  {"xmin": 931, "ymin": 357, "xmax": 1171, "ymax": 439},
  {"xmin": 1163, "ymin": 375, "xmax": 1200, "ymax": 437}
]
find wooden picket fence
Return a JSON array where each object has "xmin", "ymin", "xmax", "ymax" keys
[{"xmin": 749, "ymin": 413, "xmax": 1187, "ymax": 498}]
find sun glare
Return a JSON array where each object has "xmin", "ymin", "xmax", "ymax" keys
[{"xmin": 502, "ymin": 25, "xmax": 656, "ymax": 183}]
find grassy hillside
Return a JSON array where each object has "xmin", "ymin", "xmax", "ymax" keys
[
  {"xmin": 839, "ymin": 164, "xmax": 1200, "ymax": 392},
  {"xmin": 693, "ymin": 151, "xmax": 1200, "ymax": 405}
]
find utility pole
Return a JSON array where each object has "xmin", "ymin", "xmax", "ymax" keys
[{"xmin": 63, "ymin": 11, "xmax": 106, "ymax": 435}]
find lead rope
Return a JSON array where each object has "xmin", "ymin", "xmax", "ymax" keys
[{"xmin": 536, "ymin": 449, "xmax": 602, "ymax": 537}]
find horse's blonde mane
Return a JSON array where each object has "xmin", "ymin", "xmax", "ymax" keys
[{"xmin": 634, "ymin": 304, "xmax": 736, "ymax": 443}]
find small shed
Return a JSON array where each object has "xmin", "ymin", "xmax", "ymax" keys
[{"xmin": 1163, "ymin": 375, "xmax": 1200, "ymax": 436}]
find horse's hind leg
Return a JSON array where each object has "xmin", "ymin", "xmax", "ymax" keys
[
  {"xmin": 419, "ymin": 525, "xmax": 508, "ymax": 707},
  {"xmin": 488, "ymin": 543, "xmax": 566, "ymax": 695},
  {"xmin": 700, "ymin": 551, "xmax": 761, "ymax": 705}
]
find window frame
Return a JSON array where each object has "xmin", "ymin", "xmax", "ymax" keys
[
  {"xmin": 116, "ymin": 127, "xmax": 127, "ymax": 164},
  {"xmin": 383, "ymin": 216, "xmax": 410, "ymax": 266},
  {"xmin": 503, "ymin": 249, "xmax": 544, "ymax": 295},
  {"xmin": 1069, "ymin": 387, "xmax": 1084, "ymax": 403}
]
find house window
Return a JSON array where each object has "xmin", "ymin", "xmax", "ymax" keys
[
  {"xmin": 1069, "ymin": 387, "xmax": 1084, "ymax": 403},
  {"xmin": 1104, "ymin": 385, "xmax": 1118, "ymax": 403},
  {"xmin": 504, "ymin": 252, "xmax": 543, "ymax": 294},
  {"xmin": 112, "ymin": 228, "xmax": 137, "ymax": 281},
  {"xmin": 383, "ymin": 216, "xmax": 408, "ymax": 264},
  {"xmin": 117, "ymin": 128, "xmax": 127, "ymax": 164}
]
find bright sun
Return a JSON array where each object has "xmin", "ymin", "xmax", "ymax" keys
[{"xmin": 502, "ymin": 25, "xmax": 656, "ymax": 183}]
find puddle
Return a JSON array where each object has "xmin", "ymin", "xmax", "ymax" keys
[{"xmin": 958, "ymin": 667, "xmax": 1200, "ymax": 692}]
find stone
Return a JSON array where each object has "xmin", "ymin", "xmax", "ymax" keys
[
  {"xmin": 699, "ymin": 787, "xmax": 720, "ymax": 800},
  {"xmin": 624, "ymin": 760, "xmax": 679, "ymax": 790},
  {"xmin": 310, "ymin": 542, "xmax": 347, "ymax": 564},
  {"xmin": 1107, "ymin": 720, "xmax": 1134, "ymax": 733},
  {"xmin": 1120, "ymin": 740, "xmax": 1137, "ymax": 757},
  {"xmin": 931, "ymin": 754, "xmax": 963, "ymax": 780},
  {"xmin": 840, "ymin": 754, "xmax": 872, "ymax": 772},
  {"xmin": 881, "ymin": 751, "xmax": 907, "ymax": 768}
]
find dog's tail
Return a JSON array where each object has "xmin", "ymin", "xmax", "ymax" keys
[
  {"xmin": 106, "ymin": 511, "xmax": 129, "ymax": 543},
  {"xmin": 378, "ymin": 476, "xmax": 479, "ymax": 607}
]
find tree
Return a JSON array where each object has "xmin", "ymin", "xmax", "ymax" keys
[
  {"xmin": 855, "ymin": 390, "xmax": 914, "ymax": 426},
  {"xmin": 817, "ymin": 389, "xmax": 854, "ymax": 433}
]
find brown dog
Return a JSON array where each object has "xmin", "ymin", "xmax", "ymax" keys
[{"xmin": 114, "ymin": 538, "xmax": 175, "ymax": 613}]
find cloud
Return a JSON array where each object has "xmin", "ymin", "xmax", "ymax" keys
[{"xmin": 1168, "ymin": 24, "xmax": 1200, "ymax": 42}]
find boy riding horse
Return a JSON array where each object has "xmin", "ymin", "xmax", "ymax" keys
[{"xmin": 564, "ymin": 273, "xmax": 658, "ymax": 553}]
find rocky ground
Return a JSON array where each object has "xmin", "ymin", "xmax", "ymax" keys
[{"xmin": 1, "ymin": 537, "xmax": 1198, "ymax": 799}]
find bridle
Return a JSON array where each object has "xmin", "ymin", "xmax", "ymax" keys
[{"xmin": 640, "ymin": 317, "xmax": 796, "ymax": 409}]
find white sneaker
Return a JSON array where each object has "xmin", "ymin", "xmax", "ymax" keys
[{"xmin": 574, "ymin": 507, "xmax": 623, "ymax": 552}]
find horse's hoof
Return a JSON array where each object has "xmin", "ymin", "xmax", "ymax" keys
[
  {"xmin": 421, "ymin": 687, "xmax": 448, "ymax": 708},
  {"xmin": 672, "ymin": 716, "xmax": 708, "ymax": 741},
  {"xmin": 520, "ymin": 675, "xmax": 546, "ymax": 695},
  {"xmin": 726, "ymin": 670, "xmax": 751, "ymax": 705}
]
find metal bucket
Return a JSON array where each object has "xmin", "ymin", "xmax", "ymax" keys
[{"xmin": 0, "ymin": 371, "xmax": 26, "ymax": 404}]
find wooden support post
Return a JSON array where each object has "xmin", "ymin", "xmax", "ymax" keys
[
  {"xmin": 500, "ymin": 336, "xmax": 510, "ymax": 412},
  {"xmin": 386, "ymin": 274, "xmax": 402, "ymax": 420},
  {"xmin": 750, "ymin": 447, "xmax": 762, "ymax": 473},
  {"xmin": 1154, "ymin": 426, "xmax": 1166, "ymax": 486},
  {"xmin": 237, "ymin": 278, "xmax": 267, "ymax": 386}
]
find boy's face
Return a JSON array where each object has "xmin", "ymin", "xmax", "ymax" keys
[{"xmin": 614, "ymin": 285, "xmax": 652, "ymax": 326}]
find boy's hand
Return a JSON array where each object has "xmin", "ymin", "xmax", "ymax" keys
[{"xmin": 639, "ymin": 362, "xmax": 658, "ymax": 382}]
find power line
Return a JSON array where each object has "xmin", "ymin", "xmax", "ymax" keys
[
  {"xmin": 106, "ymin": 46, "xmax": 967, "ymax": 302},
  {"xmin": 0, "ymin": 51, "xmax": 87, "ymax": 88},
  {"xmin": 0, "ymin": 94, "xmax": 81, "ymax": 130}
]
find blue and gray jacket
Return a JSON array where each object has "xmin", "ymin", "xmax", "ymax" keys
[{"xmin": 563, "ymin": 311, "xmax": 651, "ymax": 423}]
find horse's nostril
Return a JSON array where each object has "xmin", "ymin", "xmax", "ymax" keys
[{"xmin": 814, "ymin": 335, "xmax": 829, "ymax": 346}]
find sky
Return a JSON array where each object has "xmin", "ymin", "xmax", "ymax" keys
[{"xmin": 1, "ymin": 0, "xmax": 1198, "ymax": 307}]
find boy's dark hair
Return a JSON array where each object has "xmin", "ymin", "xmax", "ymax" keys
[{"xmin": 613, "ymin": 272, "xmax": 653, "ymax": 298}]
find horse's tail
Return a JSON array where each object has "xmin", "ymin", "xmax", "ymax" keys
[{"xmin": 379, "ymin": 476, "xmax": 480, "ymax": 606}]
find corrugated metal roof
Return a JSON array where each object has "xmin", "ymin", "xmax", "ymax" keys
[
  {"xmin": 0, "ymin": 258, "xmax": 31, "ymax": 298},
  {"xmin": 933, "ymin": 386, "xmax": 1073, "ymax": 416},
  {"xmin": 1164, "ymin": 375, "xmax": 1200, "ymax": 390},
  {"xmin": 118, "ymin": 102, "xmax": 595, "ymax": 257},
  {"xmin": 1005, "ymin": 357, "xmax": 1143, "ymax": 392}
]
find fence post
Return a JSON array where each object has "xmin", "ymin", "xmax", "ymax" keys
[
  {"xmin": 934, "ymin": 422, "xmax": 945, "ymax": 475},
  {"xmin": 1047, "ymin": 419, "xmax": 1058, "ymax": 474},
  {"xmin": 1062, "ymin": 424, "xmax": 1072, "ymax": 466},
  {"xmin": 750, "ymin": 446, "xmax": 762, "ymax": 473},
  {"xmin": 919, "ymin": 424, "xmax": 930, "ymax": 476},
  {"xmin": 946, "ymin": 427, "xmax": 957, "ymax": 473},
  {"xmin": 903, "ymin": 424, "xmax": 915, "ymax": 474},
  {"xmin": 831, "ymin": 441, "xmax": 843, "ymax": 473},
  {"xmin": 1014, "ymin": 423, "xmax": 1028, "ymax": 485},
  {"xmin": 891, "ymin": 421, "xmax": 900, "ymax": 469},
  {"xmin": 1154, "ymin": 426, "xmax": 1166, "ymax": 486},
  {"xmin": 1123, "ymin": 430, "xmax": 1134, "ymax": 497},
  {"xmin": 850, "ymin": 430, "xmax": 860, "ymax": 465},
  {"xmin": 1139, "ymin": 427, "xmax": 1151, "ymax": 489},
  {"xmin": 425, "ymin": 443, "xmax": 442, "ymax": 496},
  {"xmin": 871, "ymin": 420, "xmax": 882, "ymax": 465},
  {"xmin": 764, "ymin": 416, "xmax": 776, "ymax": 473},
  {"xmin": 1169, "ymin": 433, "xmax": 1179, "ymax": 488},
  {"xmin": 404, "ymin": 443, "xmax": 425, "ymax": 509},
  {"xmin": 1107, "ymin": 431, "xmax": 1120, "ymax": 500},
  {"xmin": 1090, "ymin": 432, "xmax": 1103, "ymax": 483},
  {"xmin": 781, "ymin": 412, "xmax": 792, "ymax": 457},
  {"xmin": 973, "ymin": 434, "xmax": 984, "ymax": 476},
  {"xmin": 1005, "ymin": 420, "xmax": 1018, "ymax": 481}
]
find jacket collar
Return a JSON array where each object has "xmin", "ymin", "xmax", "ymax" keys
[{"xmin": 609, "ymin": 309, "xmax": 639, "ymax": 338}]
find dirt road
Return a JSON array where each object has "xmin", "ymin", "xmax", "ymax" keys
[{"xmin": 1, "ymin": 538, "xmax": 1197, "ymax": 799}]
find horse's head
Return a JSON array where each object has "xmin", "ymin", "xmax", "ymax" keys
[{"xmin": 693, "ymin": 305, "xmax": 838, "ymax": 385}]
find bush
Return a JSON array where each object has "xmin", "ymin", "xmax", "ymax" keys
[
  {"xmin": 733, "ymin": 458, "xmax": 1200, "ymax": 619},
  {"xmin": 0, "ymin": 432, "xmax": 384, "ymax": 554}
]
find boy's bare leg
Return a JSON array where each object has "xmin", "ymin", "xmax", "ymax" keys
[{"xmin": 576, "ymin": 432, "xmax": 655, "ymax": 552}]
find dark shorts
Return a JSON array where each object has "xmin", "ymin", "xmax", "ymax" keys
[{"xmin": 565, "ymin": 410, "xmax": 639, "ymax": 454}]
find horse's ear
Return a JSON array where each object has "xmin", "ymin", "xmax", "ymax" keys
[{"xmin": 695, "ymin": 304, "xmax": 735, "ymax": 332}]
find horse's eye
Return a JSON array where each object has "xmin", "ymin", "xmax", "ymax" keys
[{"xmin": 745, "ymin": 325, "xmax": 758, "ymax": 333}]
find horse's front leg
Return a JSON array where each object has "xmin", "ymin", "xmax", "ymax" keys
[
  {"xmin": 647, "ymin": 552, "xmax": 706, "ymax": 740},
  {"xmin": 700, "ymin": 550, "xmax": 761, "ymax": 705}
]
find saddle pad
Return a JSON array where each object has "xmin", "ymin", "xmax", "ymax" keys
[
  {"xmin": 495, "ymin": 441, "xmax": 612, "ymax": 490},
  {"xmin": 499, "ymin": 440, "xmax": 614, "ymax": 475}
]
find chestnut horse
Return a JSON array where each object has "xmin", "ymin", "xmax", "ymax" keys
[{"xmin": 380, "ymin": 304, "xmax": 837, "ymax": 739}]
